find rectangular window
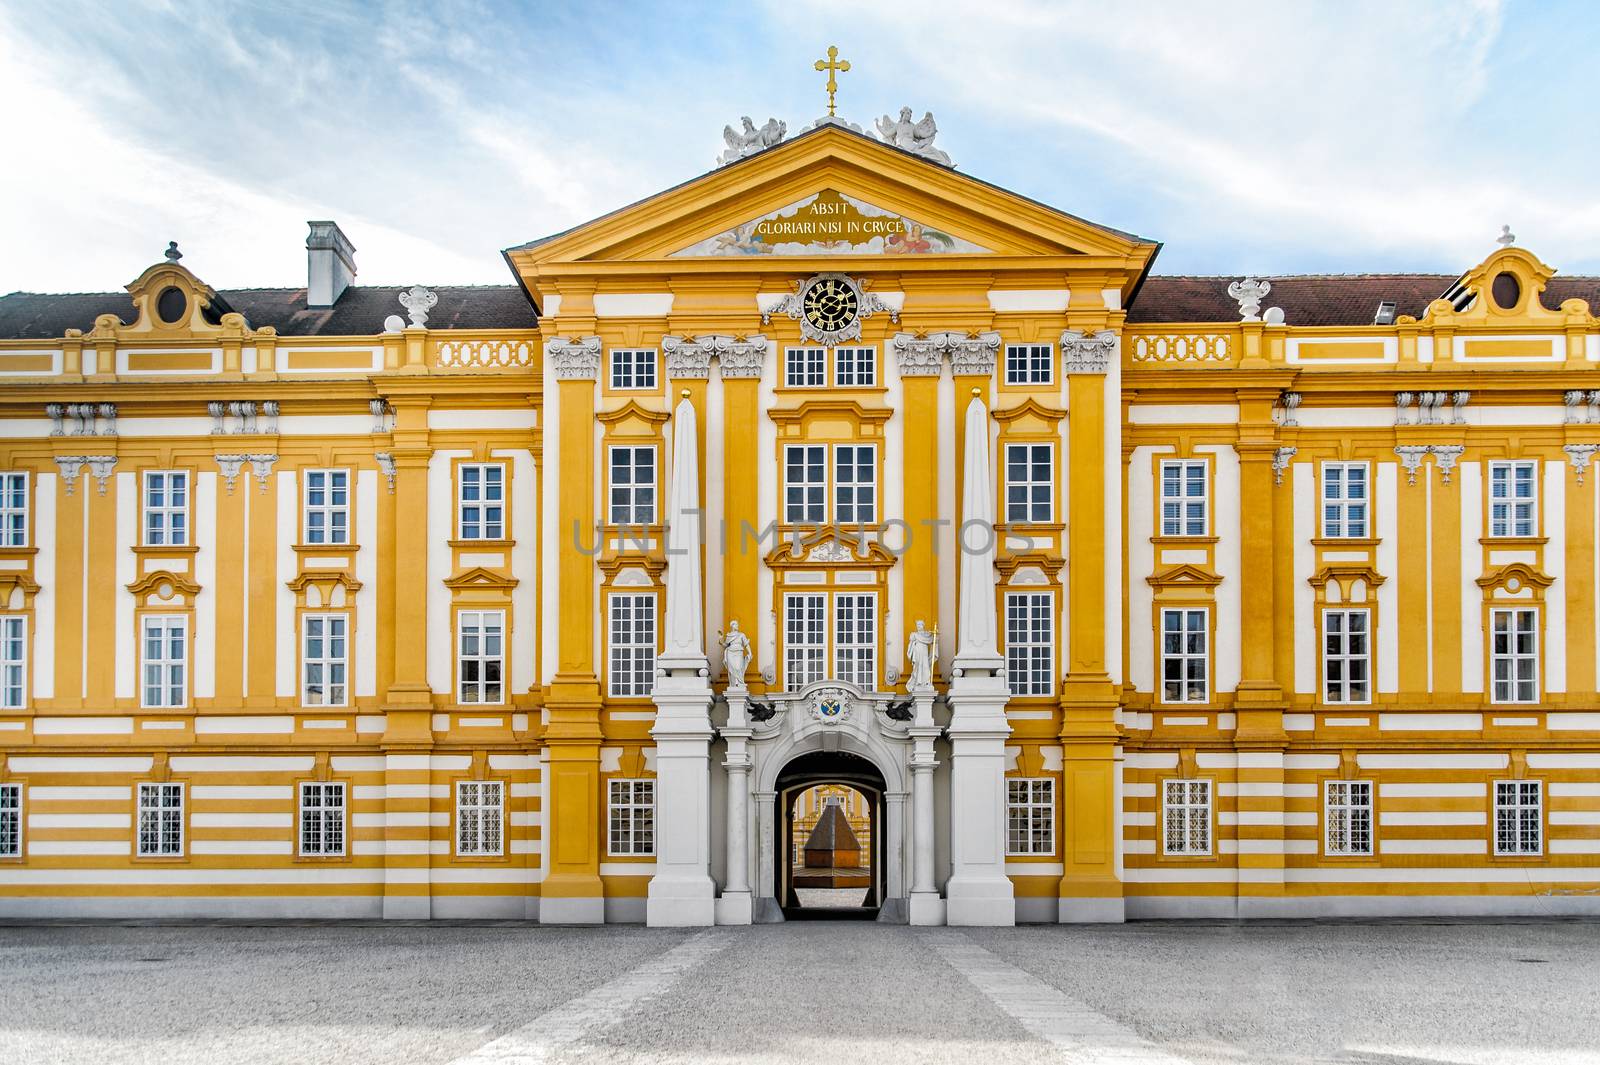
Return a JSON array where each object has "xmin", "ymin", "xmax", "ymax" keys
[
  {"xmin": 1159, "ymin": 460, "xmax": 1207, "ymax": 537},
  {"xmin": 608, "ymin": 594, "xmax": 657, "ymax": 698},
  {"xmin": 455, "ymin": 780, "xmax": 503, "ymax": 856},
  {"xmin": 303, "ymin": 469, "xmax": 350, "ymax": 545},
  {"xmin": 784, "ymin": 593, "xmax": 826, "ymax": 691},
  {"xmin": 136, "ymin": 782, "xmax": 184, "ymax": 857},
  {"xmin": 302, "ymin": 613, "xmax": 348, "ymax": 707},
  {"xmin": 834, "ymin": 445, "xmax": 876, "ymax": 524},
  {"xmin": 785, "ymin": 347, "xmax": 826, "ymax": 388},
  {"xmin": 1004, "ymin": 343, "xmax": 1053, "ymax": 385},
  {"xmin": 1004, "ymin": 443, "xmax": 1053, "ymax": 524},
  {"xmin": 834, "ymin": 593, "xmax": 876, "ymax": 689},
  {"xmin": 610, "ymin": 348, "xmax": 657, "ymax": 390},
  {"xmin": 1324, "ymin": 780, "xmax": 1374, "ymax": 856},
  {"xmin": 784, "ymin": 445, "xmax": 826, "ymax": 524},
  {"xmin": 0, "ymin": 783, "xmax": 19, "ymax": 858},
  {"xmin": 608, "ymin": 778, "xmax": 655, "ymax": 856},
  {"xmin": 1320, "ymin": 462, "xmax": 1369, "ymax": 538},
  {"xmin": 298, "ymin": 781, "xmax": 346, "ymax": 857},
  {"xmin": 834, "ymin": 346, "xmax": 876, "ymax": 387},
  {"xmin": 0, "ymin": 615, "xmax": 24, "ymax": 710},
  {"xmin": 142, "ymin": 470, "xmax": 188, "ymax": 546},
  {"xmin": 1005, "ymin": 592, "xmax": 1054, "ymax": 697},
  {"xmin": 1489, "ymin": 461, "xmax": 1538, "ymax": 537},
  {"xmin": 1322, "ymin": 608, "xmax": 1370, "ymax": 705},
  {"xmin": 1160, "ymin": 608, "xmax": 1208, "ymax": 703},
  {"xmin": 1162, "ymin": 779, "xmax": 1212, "ymax": 855},
  {"xmin": 1006, "ymin": 778, "xmax": 1055, "ymax": 856},
  {"xmin": 457, "ymin": 610, "xmax": 504, "ymax": 705},
  {"xmin": 1490, "ymin": 607, "xmax": 1538, "ymax": 703},
  {"xmin": 1494, "ymin": 779, "xmax": 1542, "ymax": 856},
  {"xmin": 0, "ymin": 472, "xmax": 27, "ymax": 547},
  {"xmin": 608, "ymin": 446, "xmax": 657, "ymax": 526},
  {"xmin": 458, "ymin": 464, "xmax": 505, "ymax": 540},
  {"xmin": 140, "ymin": 615, "xmax": 187, "ymax": 709}
]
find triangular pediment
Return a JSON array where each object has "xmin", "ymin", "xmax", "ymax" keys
[{"xmin": 669, "ymin": 188, "xmax": 994, "ymax": 258}]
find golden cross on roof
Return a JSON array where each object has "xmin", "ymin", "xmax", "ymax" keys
[{"xmin": 813, "ymin": 45, "xmax": 850, "ymax": 117}]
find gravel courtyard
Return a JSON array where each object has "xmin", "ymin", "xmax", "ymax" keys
[{"xmin": 0, "ymin": 919, "xmax": 1595, "ymax": 1064}]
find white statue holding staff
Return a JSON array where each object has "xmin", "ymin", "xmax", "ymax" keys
[
  {"xmin": 721, "ymin": 620, "xmax": 752, "ymax": 690},
  {"xmin": 906, "ymin": 619, "xmax": 939, "ymax": 691}
]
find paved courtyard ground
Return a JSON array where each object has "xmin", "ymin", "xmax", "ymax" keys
[{"xmin": 0, "ymin": 918, "xmax": 1595, "ymax": 1064}]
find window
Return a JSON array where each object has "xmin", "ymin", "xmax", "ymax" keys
[
  {"xmin": 1322, "ymin": 609, "xmax": 1370, "ymax": 704},
  {"xmin": 784, "ymin": 445, "xmax": 826, "ymax": 524},
  {"xmin": 0, "ymin": 615, "xmax": 24, "ymax": 710},
  {"xmin": 0, "ymin": 783, "xmax": 19, "ymax": 858},
  {"xmin": 136, "ymin": 782, "xmax": 184, "ymax": 857},
  {"xmin": 1004, "ymin": 343, "xmax": 1053, "ymax": 386},
  {"xmin": 455, "ymin": 780, "xmax": 503, "ymax": 856},
  {"xmin": 834, "ymin": 346, "xmax": 875, "ymax": 387},
  {"xmin": 834, "ymin": 593, "xmax": 876, "ymax": 688},
  {"xmin": 142, "ymin": 471, "xmax": 188, "ymax": 546},
  {"xmin": 1162, "ymin": 779, "xmax": 1211, "ymax": 855},
  {"xmin": 140, "ymin": 615, "xmax": 187, "ymax": 709},
  {"xmin": 457, "ymin": 610, "xmax": 504, "ymax": 704},
  {"xmin": 1489, "ymin": 461, "xmax": 1537, "ymax": 537},
  {"xmin": 303, "ymin": 469, "xmax": 350, "ymax": 545},
  {"xmin": 608, "ymin": 446, "xmax": 657, "ymax": 526},
  {"xmin": 784, "ymin": 593, "xmax": 826, "ymax": 691},
  {"xmin": 608, "ymin": 594, "xmax": 656, "ymax": 697},
  {"xmin": 1494, "ymin": 779, "xmax": 1542, "ymax": 856},
  {"xmin": 0, "ymin": 472, "xmax": 26, "ymax": 547},
  {"xmin": 785, "ymin": 347, "xmax": 826, "ymax": 388},
  {"xmin": 1005, "ymin": 592, "xmax": 1054, "ymax": 697},
  {"xmin": 1006, "ymin": 778, "xmax": 1055, "ymax": 855},
  {"xmin": 298, "ymin": 782, "xmax": 346, "ymax": 857},
  {"xmin": 1160, "ymin": 609, "xmax": 1208, "ymax": 703},
  {"xmin": 1320, "ymin": 463, "xmax": 1368, "ymax": 538},
  {"xmin": 608, "ymin": 779, "xmax": 655, "ymax": 856},
  {"xmin": 1490, "ymin": 608, "xmax": 1538, "ymax": 703},
  {"xmin": 302, "ymin": 614, "xmax": 348, "ymax": 707},
  {"xmin": 458, "ymin": 464, "xmax": 505, "ymax": 540},
  {"xmin": 1159, "ymin": 460, "xmax": 1207, "ymax": 537},
  {"xmin": 610, "ymin": 348, "xmax": 657, "ymax": 390},
  {"xmin": 1004, "ymin": 443, "xmax": 1053, "ymax": 524},
  {"xmin": 1324, "ymin": 780, "xmax": 1373, "ymax": 856},
  {"xmin": 834, "ymin": 445, "xmax": 876, "ymax": 524}
]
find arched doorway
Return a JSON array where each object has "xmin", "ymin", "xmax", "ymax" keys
[{"xmin": 774, "ymin": 750, "xmax": 886, "ymax": 920}]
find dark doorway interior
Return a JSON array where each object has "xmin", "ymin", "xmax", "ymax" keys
[{"xmin": 775, "ymin": 750, "xmax": 885, "ymax": 921}]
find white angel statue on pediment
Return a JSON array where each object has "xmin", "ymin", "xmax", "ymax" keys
[
  {"xmin": 718, "ymin": 116, "xmax": 787, "ymax": 166},
  {"xmin": 875, "ymin": 107, "xmax": 951, "ymax": 166}
]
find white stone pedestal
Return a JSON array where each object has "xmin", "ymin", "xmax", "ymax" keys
[
  {"xmin": 647, "ymin": 675, "xmax": 717, "ymax": 927},
  {"xmin": 944, "ymin": 671, "xmax": 1015, "ymax": 927}
]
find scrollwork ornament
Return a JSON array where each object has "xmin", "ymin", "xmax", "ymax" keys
[{"xmin": 545, "ymin": 336, "xmax": 603, "ymax": 380}]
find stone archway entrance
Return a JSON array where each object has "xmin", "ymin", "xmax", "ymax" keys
[{"xmin": 775, "ymin": 752, "xmax": 885, "ymax": 920}]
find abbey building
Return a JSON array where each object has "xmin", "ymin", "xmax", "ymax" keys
[{"xmin": 0, "ymin": 116, "xmax": 1596, "ymax": 923}]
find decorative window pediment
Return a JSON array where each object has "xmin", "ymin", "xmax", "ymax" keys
[
  {"xmin": 597, "ymin": 400, "xmax": 670, "ymax": 437},
  {"xmin": 765, "ymin": 528, "xmax": 895, "ymax": 570},
  {"xmin": 126, "ymin": 569, "xmax": 202, "ymax": 606},
  {"xmin": 443, "ymin": 566, "xmax": 521, "ymax": 592},
  {"xmin": 286, "ymin": 569, "xmax": 363, "ymax": 610},
  {"xmin": 1146, "ymin": 563, "xmax": 1222, "ymax": 590},
  {"xmin": 1476, "ymin": 562, "xmax": 1552, "ymax": 600},
  {"xmin": 992, "ymin": 398, "xmax": 1066, "ymax": 434},
  {"xmin": 1309, "ymin": 563, "xmax": 1386, "ymax": 605}
]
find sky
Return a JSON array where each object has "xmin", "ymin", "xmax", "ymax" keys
[{"xmin": 1, "ymin": 0, "xmax": 1597, "ymax": 296}]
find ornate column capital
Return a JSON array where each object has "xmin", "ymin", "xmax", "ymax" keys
[
  {"xmin": 1394, "ymin": 445, "xmax": 1431, "ymax": 486},
  {"xmin": 1429, "ymin": 444, "xmax": 1465, "ymax": 485},
  {"xmin": 662, "ymin": 334, "xmax": 769, "ymax": 379},
  {"xmin": 1060, "ymin": 329, "xmax": 1117, "ymax": 375},
  {"xmin": 1565, "ymin": 443, "xmax": 1599, "ymax": 485},
  {"xmin": 53, "ymin": 455, "xmax": 86, "ymax": 495},
  {"xmin": 214, "ymin": 454, "xmax": 248, "ymax": 494},
  {"xmin": 1272, "ymin": 446, "xmax": 1296, "ymax": 486},
  {"xmin": 544, "ymin": 335, "xmax": 602, "ymax": 380},
  {"xmin": 892, "ymin": 330, "xmax": 1000, "ymax": 377},
  {"xmin": 889, "ymin": 332, "xmax": 945, "ymax": 377}
]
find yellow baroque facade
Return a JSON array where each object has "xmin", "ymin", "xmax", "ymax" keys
[{"xmin": 0, "ymin": 122, "xmax": 1596, "ymax": 922}]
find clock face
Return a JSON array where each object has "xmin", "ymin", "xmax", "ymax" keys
[{"xmin": 802, "ymin": 276, "xmax": 860, "ymax": 334}]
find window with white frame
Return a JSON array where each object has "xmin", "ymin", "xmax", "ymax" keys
[
  {"xmin": 455, "ymin": 780, "xmax": 503, "ymax": 856},
  {"xmin": 608, "ymin": 594, "xmax": 656, "ymax": 697},
  {"xmin": 140, "ymin": 615, "xmax": 187, "ymax": 709},
  {"xmin": 610, "ymin": 348, "xmax": 657, "ymax": 390},
  {"xmin": 0, "ymin": 782, "xmax": 19, "ymax": 858},
  {"xmin": 834, "ymin": 445, "xmax": 876, "ymax": 524},
  {"xmin": 1490, "ymin": 607, "xmax": 1538, "ymax": 703},
  {"xmin": 608, "ymin": 446, "xmax": 657, "ymax": 526},
  {"xmin": 608, "ymin": 778, "xmax": 655, "ymax": 856},
  {"xmin": 785, "ymin": 347, "xmax": 826, "ymax": 388},
  {"xmin": 1162, "ymin": 779, "xmax": 1212, "ymax": 855},
  {"xmin": 302, "ymin": 613, "xmax": 348, "ymax": 707},
  {"xmin": 834, "ymin": 346, "xmax": 875, "ymax": 387},
  {"xmin": 1160, "ymin": 608, "xmax": 1208, "ymax": 703},
  {"xmin": 0, "ymin": 615, "xmax": 24, "ymax": 710},
  {"xmin": 1320, "ymin": 462, "xmax": 1368, "ymax": 538},
  {"xmin": 298, "ymin": 781, "xmax": 346, "ymax": 857},
  {"xmin": 0, "ymin": 472, "xmax": 27, "ymax": 547},
  {"xmin": 1489, "ymin": 461, "xmax": 1538, "ymax": 538},
  {"xmin": 457, "ymin": 610, "xmax": 504, "ymax": 704},
  {"xmin": 1159, "ymin": 460, "xmax": 1207, "ymax": 537},
  {"xmin": 136, "ymin": 782, "xmax": 184, "ymax": 857},
  {"xmin": 833, "ymin": 593, "xmax": 876, "ymax": 688},
  {"xmin": 1322, "ymin": 608, "xmax": 1370, "ymax": 704},
  {"xmin": 1324, "ymin": 780, "xmax": 1373, "ymax": 856},
  {"xmin": 1004, "ymin": 443, "xmax": 1053, "ymax": 524},
  {"xmin": 1006, "ymin": 778, "xmax": 1055, "ymax": 856},
  {"xmin": 458, "ymin": 464, "xmax": 505, "ymax": 540},
  {"xmin": 303, "ymin": 469, "xmax": 350, "ymax": 545},
  {"xmin": 1005, "ymin": 592, "xmax": 1054, "ymax": 697},
  {"xmin": 784, "ymin": 445, "xmax": 826, "ymax": 524},
  {"xmin": 1004, "ymin": 343, "xmax": 1053, "ymax": 386},
  {"xmin": 1494, "ymin": 779, "xmax": 1542, "ymax": 856},
  {"xmin": 784, "ymin": 593, "xmax": 826, "ymax": 691},
  {"xmin": 142, "ymin": 471, "xmax": 188, "ymax": 546}
]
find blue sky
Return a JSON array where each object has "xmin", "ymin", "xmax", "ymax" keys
[{"xmin": 2, "ymin": 0, "xmax": 1596, "ymax": 294}]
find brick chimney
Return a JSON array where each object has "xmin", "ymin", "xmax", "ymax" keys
[{"xmin": 305, "ymin": 221, "xmax": 356, "ymax": 308}]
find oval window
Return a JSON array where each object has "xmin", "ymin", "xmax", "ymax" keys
[
  {"xmin": 156, "ymin": 286, "xmax": 187, "ymax": 324},
  {"xmin": 1490, "ymin": 271, "xmax": 1521, "ymax": 310}
]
